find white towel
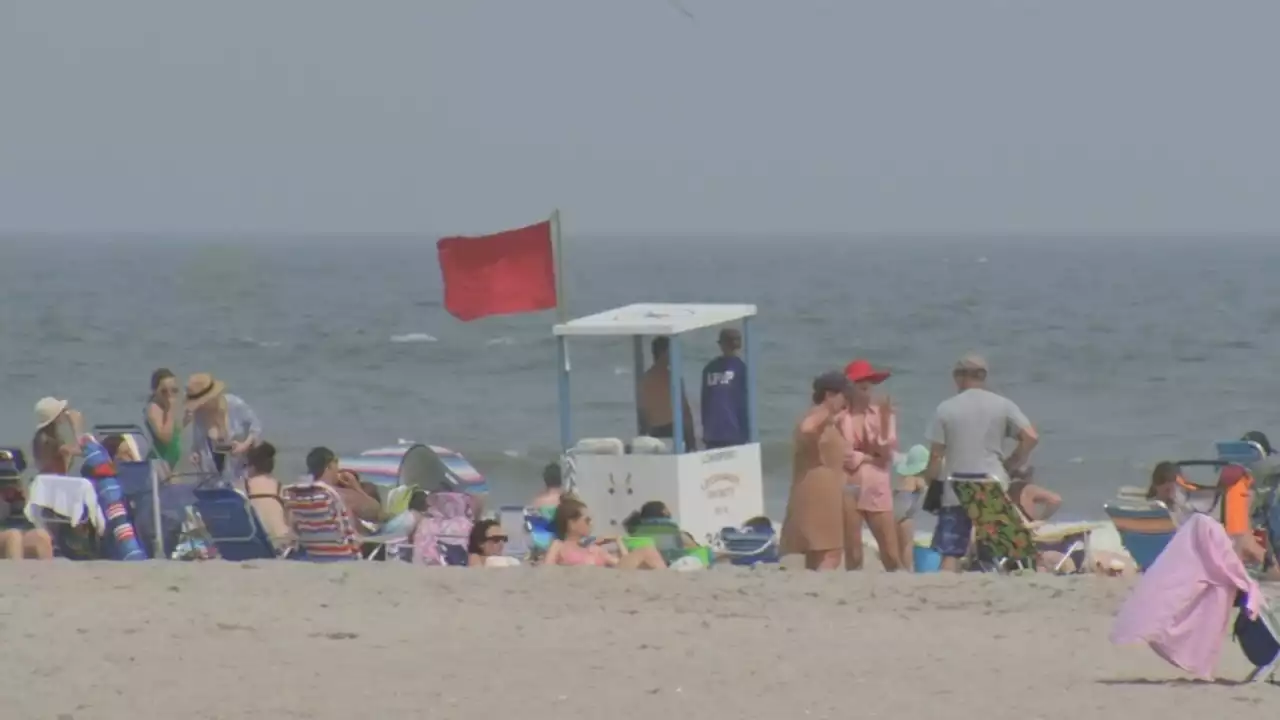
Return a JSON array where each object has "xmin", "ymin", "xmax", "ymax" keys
[{"xmin": 24, "ymin": 474, "xmax": 106, "ymax": 534}]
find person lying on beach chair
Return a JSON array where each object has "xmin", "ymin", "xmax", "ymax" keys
[
  {"xmin": 623, "ymin": 501, "xmax": 701, "ymax": 565},
  {"xmin": 542, "ymin": 498, "xmax": 666, "ymax": 569},
  {"xmin": 1148, "ymin": 461, "xmax": 1274, "ymax": 574},
  {"xmin": 1007, "ymin": 466, "xmax": 1061, "ymax": 522}
]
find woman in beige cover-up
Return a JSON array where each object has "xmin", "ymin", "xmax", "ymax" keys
[{"xmin": 780, "ymin": 371, "xmax": 853, "ymax": 571}]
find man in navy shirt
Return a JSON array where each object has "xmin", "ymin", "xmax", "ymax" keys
[{"xmin": 701, "ymin": 328, "xmax": 749, "ymax": 449}]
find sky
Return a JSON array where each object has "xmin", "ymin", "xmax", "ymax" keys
[{"xmin": 2, "ymin": 1, "xmax": 1279, "ymax": 236}]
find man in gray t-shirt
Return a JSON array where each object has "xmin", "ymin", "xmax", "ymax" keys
[{"xmin": 924, "ymin": 354, "xmax": 1039, "ymax": 571}]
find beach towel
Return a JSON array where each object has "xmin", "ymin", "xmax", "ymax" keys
[{"xmin": 1110, "ymin": 514, "xmax": 1264, "ymax": 679}]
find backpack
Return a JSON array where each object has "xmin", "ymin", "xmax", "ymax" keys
[{"xmin": 411, "ymin": 492, "xmax": 475, "ymax": 566}]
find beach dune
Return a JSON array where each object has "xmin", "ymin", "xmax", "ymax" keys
[{"xmin": 1, "ymin": 562, "xmax": 1274, "ymax": 720}]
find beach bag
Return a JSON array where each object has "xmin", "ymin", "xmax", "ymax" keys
[{"xmin": 411, "ymin": 492, "xmax": 475, "ymax": 566}]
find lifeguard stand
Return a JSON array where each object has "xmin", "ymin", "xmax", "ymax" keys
[{"xmin": 552, "ymin": 303, "xmax": 763, "ymax": 543}]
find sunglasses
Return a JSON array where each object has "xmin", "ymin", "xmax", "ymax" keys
[{"xmin": 485, "ymin": 535, "xmax": 509, "ymax": 543}]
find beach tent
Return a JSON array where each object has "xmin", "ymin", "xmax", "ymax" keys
[{"xmin": 339, "ymin": 441, "xmax": 488, "ymax": 496}]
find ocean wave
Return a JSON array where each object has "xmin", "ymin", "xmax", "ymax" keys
[
  {"xmin": 390, "ymin": 333, "xmax": 438, "ymax": 344},
  {"xmin": 486, "ymin": 337, "xmax": 518, "ymax": 347},
  {"xmin": 235, "ymin": 336, "xmax": 282, "ymax": 348}
]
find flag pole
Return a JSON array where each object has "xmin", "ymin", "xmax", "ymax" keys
[
  {"xmin": 551, "ymin": 208, "xmax": 569, "ymax": 377},
  {"xmin": 551, "ymin": 208, "xmax": 567, "ymax": 323}
]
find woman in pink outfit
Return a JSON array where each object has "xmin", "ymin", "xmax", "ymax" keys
[{"xmin": 838, "ymin": 359, "xmax": 901, "ymax": 571}]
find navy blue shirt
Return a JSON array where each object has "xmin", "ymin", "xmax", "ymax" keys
[{"xmin": 701, "ymin": 355, "xmax": 749, "ymax": 445}]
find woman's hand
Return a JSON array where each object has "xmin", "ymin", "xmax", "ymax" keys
[{"xmin": 229, "ymin": 440, "xmax": 252, "ymax": 456}]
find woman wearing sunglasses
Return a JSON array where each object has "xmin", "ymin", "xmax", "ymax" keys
[
  {"xmin": 468, "ymin": 520, "xmax": 519, "ymax": 567},
  {"xmin": 543, "ymin": 498, "xmax": 666, "ymax": 569}
]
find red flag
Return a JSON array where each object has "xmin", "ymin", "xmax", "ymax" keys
[{"xmin": 436, "ymin": 220, "xmax": 558, "ymax": 321}]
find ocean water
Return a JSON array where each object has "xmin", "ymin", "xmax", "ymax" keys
[{"xmin": 3, "ymin": 234, "xmax": 1278, "ymax": 522}]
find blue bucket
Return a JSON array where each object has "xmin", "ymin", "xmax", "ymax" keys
[{"xmin": 913, "ymin": 544, "xmax": 942, "ymax": 573}]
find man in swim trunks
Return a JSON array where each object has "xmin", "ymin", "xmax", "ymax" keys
[
  {"xmin": 923, "ymin": 354, "xmax": 1039, "ymax": 572},
  {"xmin": 638, "ymin": 336, "xmax": 697, "ymax": 451}
]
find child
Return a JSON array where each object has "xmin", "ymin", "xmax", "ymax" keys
[{"xmin": 892, "ymin": 445, "xmax": 929, "ymax": 572}]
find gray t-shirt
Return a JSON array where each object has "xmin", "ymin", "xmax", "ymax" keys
[{"xmin": 926, "ymin": 388, "xmax": 1032, "ymax": 506}]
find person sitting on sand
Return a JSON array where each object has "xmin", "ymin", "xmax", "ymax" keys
[
  {"xmin": 467, "ymin": 519, "xmax": 519, "ymax": 567},
  {"xmin": 530, "ymin": 462, "xmax": 564, "ymax": 518},
  {"xmin": 543, "ymin": 497, "xmax": 666, "ymax": 569},
  {"xmin": 1007, "ymin": 466, "xmax": 1061, "ymax": 522}
]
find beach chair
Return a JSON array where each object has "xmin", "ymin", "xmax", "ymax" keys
[
  {"xmin": 714, "ymin": 523, "xmax": 779, "ymax": 566},
  {"xmin": 1234, "ymin": 592, "xmax": 1280, "ymax": 684},
  {"xmin": 117, "ymin": 460, "xmax": 198, "ymax": 559},
  {"xmin": 1217, "ymin": 440, "xmax": 1266, "ymax": 467},
  {"xmin": 410, "ymin": 492, "xmax": 473, "ymax": 566},
  {"xmin": 1031, "ymin": 523, "xmax": 1093, "ymax": 574},
  {"xmin": 282, "ymin": 483, "xmax": 400, "ymax": 561},
  {"xmin": 1103, "ymin": 502, "xmax": 1177, "ymax": 571},
  {"xmin": 193, "ymin": 487, "xmax": 286, "ymax": 561}
]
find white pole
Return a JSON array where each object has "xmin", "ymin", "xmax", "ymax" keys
[{"xmin": 551, "ymin": 209, "xmax": 570, "ymax": 371}]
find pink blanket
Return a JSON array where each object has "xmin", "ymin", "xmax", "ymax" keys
[{"xmin": 1110, "ymin": 513, "xmax": 1263, "ymax": 679}]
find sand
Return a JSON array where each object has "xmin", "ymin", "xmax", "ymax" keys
[{"xmin": 2, "ymin": 561, "xmax": 1276, "ymax": 720}]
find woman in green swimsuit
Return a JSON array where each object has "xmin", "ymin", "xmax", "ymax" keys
[{"xmin": 144, "ymin": 368, "xmax": 188, "ymax": 473}]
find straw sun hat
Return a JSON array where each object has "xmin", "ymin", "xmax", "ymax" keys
[
  {"xmin": 184, "ymin": 373, "xmax": 226, "ymax": 412},
  {"xmin": 33, "ymin": 397, "xmax": 68, "ymax": 430}
]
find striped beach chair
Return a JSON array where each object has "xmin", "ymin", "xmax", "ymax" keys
[{"xmin": 282, "ymin": 483, "xmax": 399, "ymax": 561}]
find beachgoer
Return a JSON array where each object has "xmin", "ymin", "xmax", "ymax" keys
[
  {"xmin": 1217, "ymin": 464, "xmax": 1269, "ymax": 567},
  {"xmin": 836, "ymin": 359, "xmax": 900, "ymax": 571},
  {"xmin": 701, "ymin": 327, "xmax": 749, "ymax": 449},
  {"xmin": 623, "ymin": 500, "xmax": 700, "ymax": 564},
  {"xmin": 304, "ymin": 447, "xmax": 386, "ymax": 532},
  {"xmin": 144, "ymin": 368, "xmax": 187, "ymax": 473},
  {"xmin": 241, "ymin": 442, "xmax": 293, "ymax": 550},
  {"xmin": 1147, "ymin": 461, "xmax": 1195, "ymax": 524},
  {"xmin": 101, "ymin": 434, "xmax": 140, "ymax": 463},
  {"xmin": 0, "ymin": 452, "xmax": 53, "ymax": 561},
  {"xmin": 467, "ymin": 519, "xmax": 513, "ymax": 567},
  {"xmin": 780, "ymin": 371, "xmax": 852, "ymax": 571},
  {"xmin": 638, "ymin": 336, "xmax": 697, "ymax": 451},
  {"xmin": 32, "ymin": 397, "xmax": 84, "ymax": 475},
  {"xmin": 1007, "ymin": 466, "xmax": 1061, "ymax": 522},
  {"xmin": 1242, "ymin": 430, "xmax": 1280, "ymax": 484},
  {"xmin": 186, "ymin": 373, "xmax": 262, "ymax": 486},
  {"xmin": 922, "ymin": 354, "xmax": 1039, "ymax": 572},
  {"xmin": 892, "ymin": 444, "xmax": 929, "ymax": 572},
  {"xmin": 0, "ymin": 525, "xmax": 53, "ymax": 560},
  {"xmin": 530, "ymin": 462, "xmax": 563, "ymax": 517},
  {"xmin": 543, "ymin": 498, "xmax": 666, "ymax": 569}
]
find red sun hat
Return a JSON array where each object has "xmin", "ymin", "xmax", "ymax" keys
[{"xmin": 844, "ymin": 358, "xmax": 890, "ymax": 384}]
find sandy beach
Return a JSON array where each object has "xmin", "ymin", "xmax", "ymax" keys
[{"xmin": 1, "ymin": 561, "xmax": 1274, "ymax": 720}]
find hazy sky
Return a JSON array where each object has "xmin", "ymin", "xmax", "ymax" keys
[{"xmin": 3, "ymin": 1, "xmax": 1278, "ymax": 235}]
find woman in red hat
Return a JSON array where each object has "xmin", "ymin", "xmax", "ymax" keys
[{"xmin": 837, "ymin": 359, "xmax": 900, "ymax": 571}]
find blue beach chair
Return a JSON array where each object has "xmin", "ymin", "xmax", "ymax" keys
[
  {"xmin": 715, "ymin": 522, "xmax": 779, "ymax": 566},
  {"xmin": 193, "ymin": 488, "xmax": 282, "ymax": 561},
  {"xmin": 1217, "ymin": 440, "xmax": 1266, "ymax": 467},
  {"xmin": 1234, "ymin": 591, "xmax": 1280, "ymax": 684},
  {"xmin": 1103, "ymin": 503, "xmax": 1178, "ymax": 571}
]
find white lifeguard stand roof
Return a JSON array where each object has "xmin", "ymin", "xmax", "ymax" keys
[{"xmin": 552, "ymin": 303, "xmax": 758, "ymax": 337}]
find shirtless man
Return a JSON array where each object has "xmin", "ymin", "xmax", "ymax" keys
[{"xmin": 638, "ymin": 336, "xmax": 697, "ymax": 451}]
